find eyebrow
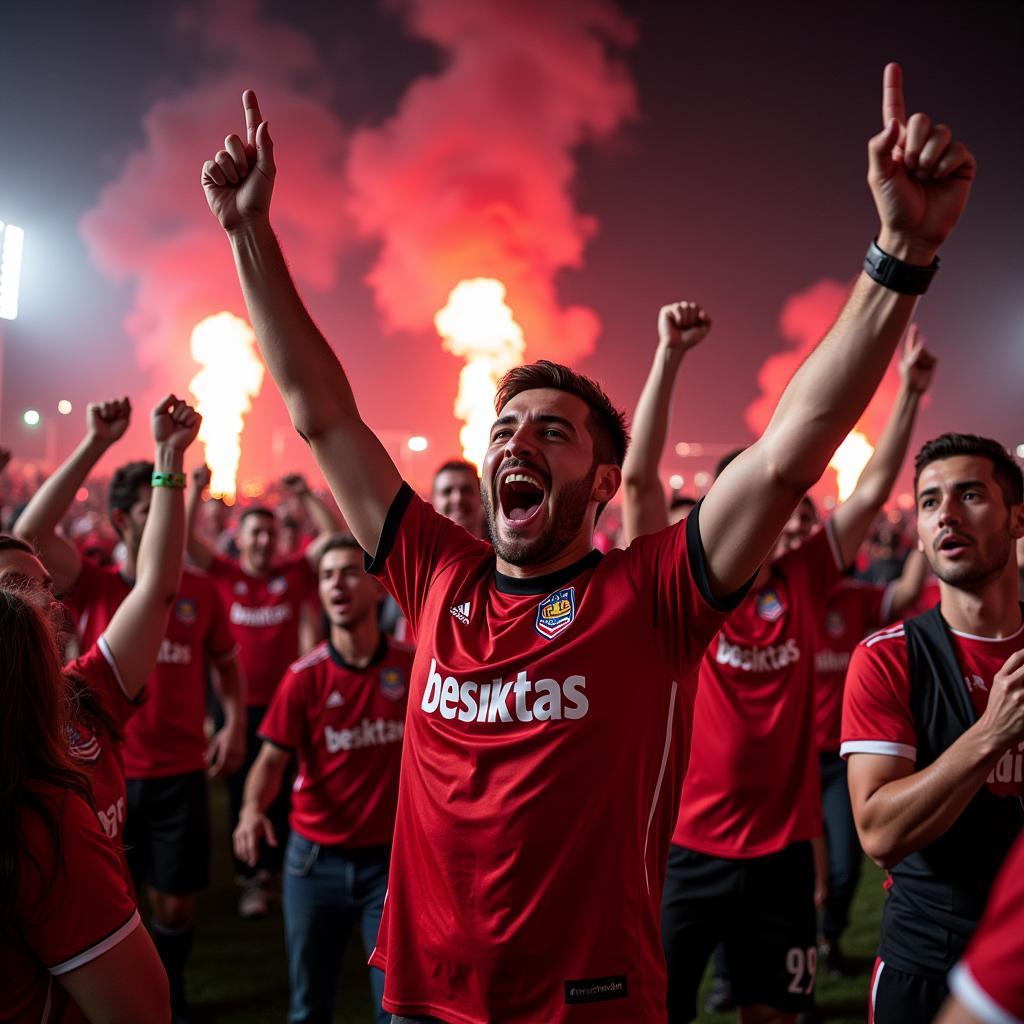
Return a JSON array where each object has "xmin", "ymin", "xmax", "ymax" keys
[
  {"xmin": 918, "ymin": 479, "xmax": 989, "ymax": 500},
  {"xmin": 490, "ymin": 413, "xmax": 578, "ymax": 434}
]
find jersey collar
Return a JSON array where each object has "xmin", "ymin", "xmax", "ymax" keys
[
  {"xmin": 329, "ymin": 633, "xmax": 389, "ymax": 671},
  {"xmin": 493, "ymin": 549, "xmax": 603, "ymax": 596}
]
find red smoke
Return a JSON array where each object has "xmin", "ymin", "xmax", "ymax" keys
[
  {"xmin": 346, "ymin": 0, "xmax": 638, "ymax": 363},
  {"xmin": 78, "ymin": 0, "xmax": 349, "ymax": 476},
  {"xmin": 745, "ymin": 277, "xmax": 910, "ymax": 497}
]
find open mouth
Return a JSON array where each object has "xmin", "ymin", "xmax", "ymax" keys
[
  {"xmin": 498, "ymin": 470, "xmax": 547, "ymax": 529},
  {"xmin": 937, "ymin": 534, "xmax": 970, "ymax": 556}
]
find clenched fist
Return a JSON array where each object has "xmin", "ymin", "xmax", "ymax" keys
[{"xmin": 658, "ymin": 301, "xmax": 712, "ymax": 353}]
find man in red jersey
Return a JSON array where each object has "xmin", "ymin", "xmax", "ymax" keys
[
  {"xmin": 936, "ymin": 831, "xmax": 1024, "ymax": 1024},
  {"xmin": 235, "ymin": 535, "xmax": 412, "ymax": 1024},
  {"xmin": 188, "ymin": 466, "xmax": 340, "ymax": 915},
  {"xmin": 842, "ymin": 435, "xmax": 1024, "ymax": 1024},
  {"xmin": 623, "ymin": 305, "xmax": 934, "ymax": 1022},
  {"xmin": 14, "ymin": 395, "xmax": 242, "ymax": 1023},
  {"xmin": 201, "ymin": 63, "xmax": 973, "ymax": 1023}
]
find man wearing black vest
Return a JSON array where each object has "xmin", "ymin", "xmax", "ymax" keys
[{"xmin": 842, "ymin": 434, "xmax": 1024, "ymax": 1023}]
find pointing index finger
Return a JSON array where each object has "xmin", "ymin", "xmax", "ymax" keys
[
  {"xmin": 243, "ymin": 89, "xmax": 263, "ymax": 148},
  {"xmin": 882, "ymin": 62, "xmax": 905, "ymax": 126}
]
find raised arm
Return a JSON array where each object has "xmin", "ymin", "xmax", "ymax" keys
[
  {"xmin": 14, "ymin": 398, "xmax": 132, "ymax": 595},
  {"xmin": 202, "ymin": 91, "xmax": 401, "ymax": 555},
  {"xmin": 829, "ymin": 324, "xmax": 936, "ymax": 565},
  {"xmin": 185, "ymin": 463, "xmax": 215, "ymax": 571},
  {"xmin": 887, "ymin": 546, "xmax": 929, "ymax": 619},
  {"xmin": 849, "ymin": 649, "xmax": 1024, "ymax": 867},
  {"xmin": 280, "ymin": 473, "xmax": 343, "ymax": 567},
  {"xmin": 700, "ymin": 64, "xmax": 974, "ymax": 597},
  {"xmin": 621, "ymin": 302, "xmax": 710, "ymax": 544},
  {"xmin": 102, "ymin": 396, "xmax": 200, "ymax": 698}
]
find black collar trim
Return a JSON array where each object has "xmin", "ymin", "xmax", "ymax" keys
[
  {"xmin": 494, "ymin": 549, "xmax": 603, "ymax": 596},
  {"xmin": 329, "ymin": 634, "xmax": 389, "ymax": 671}
]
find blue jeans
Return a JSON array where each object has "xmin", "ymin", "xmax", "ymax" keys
[
  {"xmin": 820, "ymin": 751, "xmax": 863, "ymax": 941},
  {"xmin": 283, "ymin": 832, "xmax": 390, "ymax": 1024}
]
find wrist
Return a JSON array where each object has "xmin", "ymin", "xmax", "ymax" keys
[
  {"xmin": 876, "ymin": 229, "xmax": 939, "ymax": 268},
  {"xmin": 227, "ymin": 217, "xmax": 273, "ymax": 246},
  {"xmin": 153, "ymin": 445, "xmax": 186, "ymax": 474}
]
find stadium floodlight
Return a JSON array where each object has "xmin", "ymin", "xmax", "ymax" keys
[
  {"xmin": 58, "ymin": 399, "xmax": 73, "ymax": 415},
  {"xmin": 407, "ymin": 435, "xmax": 429, "ymax": 452},
  {"xmin": 23, "ymin": 409, "xmax": 40, "ymax": 426},
  {"xmin": 0, "ymin": 221, "xmax": 25, "ymax": 321},
  {"xmin": 1017, "ymin": 443, "xmax": 1024, "ymax": 459}
]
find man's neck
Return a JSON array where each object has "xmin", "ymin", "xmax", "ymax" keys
[
  {"xmin": 330, "ymin": 616, "xmax": 382, "ymax": 668},
  {"xmin": 939, "ymin": 566, "xmax": 1023, "ymax": 638},
  {"xmin": 239, "ymin": 554, "xmax": 268, "ymax": 578},
  {"xmin": 495, "ymin": 533, "xmax": 595, "ymax": 580}
]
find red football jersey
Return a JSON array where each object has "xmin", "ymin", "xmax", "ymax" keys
[
  {"xmin": 949, "ymin": 832, "xmax": 1024, "ymax": 1023},
  {"xmin": 673, "ymin": 524, "xmax": 844, "ymax": 857},
  {"xmin": 841, "ymin": 620, "xmax": 1024, "ymax": 797},
  {"xmin": 208, "ymin": 552, "xmax": 317, "ymax": 707},
  {"xmin": 259, "ymin": 638, "xmax": 412, "ymax": 847},
  {"xmin": 63, "ymin": 639, "xmax": 142, "ymax": 847},
  {"xmin": 365, "ymin": 487, "xmax": 742, "ymax": 1024},
  {"xmin": 813, "ymin": 579, "xmax": 891, "ymax": 752},
  {"xmin": 63, "ymin": 560, "xmax": 239, "ymax": 778},
  {"xmin": 0, "ymin": 785, "xmax": 140, "ymax": 1024}
]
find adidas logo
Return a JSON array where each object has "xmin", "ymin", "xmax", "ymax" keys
[
  {"xmin": 326, "ymin": 691, "xmax": 345, "ymax": 708},
  {"xmin": 449, "ymin": 601, "xmax": 471, "ymax": 625}
]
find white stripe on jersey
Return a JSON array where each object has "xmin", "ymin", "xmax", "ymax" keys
[
  {"xmin": 50, "ymin": 910, "xmax": 141, "ymax": 976},
  {"xmin": 97, "ymin": 634, "xmax": 131, "ymax": 700},
  {"xmin": 643, "ymin": 680, "xmax": 678, "ymax": 894},
  {"xmin": 870, "ymin": 960, "xmax": 885, "ymax": 1022},
  {"xmin": 949, "ymin": 962, "xmax": 1022, "ymax": 1024},
  {"xmin": 289, "ymin": 643, "xmax": 331, "ymax": 674},
  {"xmin": 840, "ymin": 740, "xmax": 917, "ymax": 761},
  {"xmin": 864, "ymin": 625, "xmax": 906, "ymax": 649}
]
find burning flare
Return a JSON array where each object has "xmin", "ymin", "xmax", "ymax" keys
[
  {"xmin": 188, "ymin": 312, "xmax": 265, "ymax": 502},
  {"xmin": 829, "ymin": 430, "xmax": 875, "ymax": 502},
  {"xmin": 435, "ymin": 279, "xmax": 526, "ymax": 468}
]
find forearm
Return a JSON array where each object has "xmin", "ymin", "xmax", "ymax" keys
[
  {"xmin": 210, "ymin": 661, "xmax": 246, "ymax": 729},
  {"xmin": 228, "ymin": 220, "xmax": 360, "ymax": 437},
  {"xmin": 852, "ymin": 383, "xmax": 921, "ymax": 506},
  {"xmin": 135, "ymin": 444, "xmax": 185, "ymax": 601},
  {"xmin": 888, "ymin": 548, "xmax": 929, "ymax": 617},
  {"xmin": 301, "ymin": 490, "xmax": 342, "ymax": 537},
  {"xmin": 857, "ymin": 727, "xmax": 1002, "ymax": 866},
  {"xmin": 624, "ymin": 345, "xmax": 684, "ymax": 491},
  {"xmin": 184, "ymin": 488, "xmax": 215, "ymax": 570},
  {"xmin": 241, "ymin": 753, "xmax": 287, "ymax": 815},
  {"xmin": 15, "ymin": 434, "xmax": 108, "ymax": 538}
]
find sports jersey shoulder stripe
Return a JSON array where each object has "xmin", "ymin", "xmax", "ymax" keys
[
  {"xmin": 49, "ymin": 910, "xmax": 141, "ymax": 975},
  {"xmin": 863, "ymin": 624, "xmax": 906, "ymax": 648},
  {"xmin": 96, "ymin": 635, "xmax": 132, "ymax": 700},
  {"xmin": 840, "ymin": 739, "xmax": 917, "ymax": 760},
  {"xmin": 948, "ymin": 963, "xmax": 1020, "ymax": 1024},
  {"xmin": 289, "ymin": 643, "xmax": 331, "ymax": 673}
]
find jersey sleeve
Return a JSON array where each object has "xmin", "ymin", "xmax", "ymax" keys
[
  {"xmin": 208, "ymin": 554, "xmax": 237, "ymax": 582},
  {"xmin": 204, "ymin": 581, "xmax": 240, "ymax": 662},
  {"xmin": 258, "ymin": 668, "xmax": 306, "ymax": 751},
  {"xmin": 623, "ymin": 499, "xmax": 754, "ymax": 677},
  {"xmin": 840, "ymin": 632, "xmax": 917, "ymax": 761},
  {"xmin": 365, "ymin": 483, "xmax": 489, "ymax": 636},
  {"xmin": 948, "ymin": 834, "xmax": 1024, "ymax": 1024},
  {"xmin": 18, "ymin": 788, "xmax": 140, "ymax": 976},
  {"xmin": 66, "ymin": 637, "xmax": 145, "ymax": 728}
]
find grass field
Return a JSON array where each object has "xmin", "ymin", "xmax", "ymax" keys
[{"xmin": 182, "ymin": 787, "xmax": 884, "ymax": 1022}]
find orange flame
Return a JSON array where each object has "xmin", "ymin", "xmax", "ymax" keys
[
  {"xmin": 434, "ymin": 279, "xmax": 526, "ymax": 468},
  {"xmin": 829, "ymin": 430, "xmax": 875, "ymax": 502},
  {"xmin": 188, "ymin": 312, "xmax": 265, "ymax": 502}
]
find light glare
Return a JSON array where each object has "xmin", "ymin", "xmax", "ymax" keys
[
  {"xmin": 23, "ymin": 409, "xmax": 40, "ymax": 426},
  {"xmin": 58, "ymin": 400, "xmax": 73, "ymax": 415},
  {"xmin": 0, "ymin": 222, "xmax": 25, "ymax": 321},
  {"xmin": 407, "ymin": 435, "xmax": 429, "ymax": 452}
]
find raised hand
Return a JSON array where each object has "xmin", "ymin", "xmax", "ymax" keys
[
  {"xmin": 87, "ymin": 397, "xmax": 132, "ymax": 446},
  {"xmin": 202, "ymin": 90, "xmax": 276, "ymax": 232},
  {"xmin": 658, "ymin": 301, "xmax": 712, "ymax": 353},
  {"xmin": 151, "ymin": 394, "xmax": 202, "ymax": 451},
  {"xmin": 867, "ymin": 63, "xmax": 975, "ymax": 261},
  {"xmin": 898, "ymin": 323, "xmax": 937, "ymax": 394},
  {"xmin": 191, "ymin": 463, "xmax": 212, "ymax": 492},
  {"xmin": 281, "ymin": 472, "xmax": 310, "ymax": 496}
]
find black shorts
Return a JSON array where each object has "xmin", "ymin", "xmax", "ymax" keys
[
  {"xmin": 125, "ymin": 770, "xmax": 211, "ymax": 895},
  {"xmin": 869, "ymin": 959, "xmax": 948, "ymax": 1024},
  {"xmin": 661, "ymin": 841, "xmax": 817, "ymax": 1022}
]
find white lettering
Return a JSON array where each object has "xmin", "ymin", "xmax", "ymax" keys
[
  {"xmin": 229, "ymin": 602, "xmax": 293, "ymax": 628},
  {"xmin": 716, "ymin": 636, "xmax": 802, "ymax": 673},
  {"xmin": 324, "ymin": 718, "xmax": 405, "ymax": 754},
  {"xmin": 422, "ymin": 659, "xmax": 442, "ymax": 713}
]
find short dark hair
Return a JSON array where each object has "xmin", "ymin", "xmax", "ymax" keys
[
  {"xmin": 433, "ymin": 460, "xmax": 479, "ymax": 484},
  {"xmin": 495, "ymin": 360, "xmax": 629, "ymax": 467},
  {"xmin": 239, "ymin": 506, "xmax": 276, "ymax": 527},
  {"xmin": 108, "ymin": 461, "xmax": 153, "ymax": 516},
  {"xmin": 316, "ymin": 533, "xmax": 363, "ymax": 570},
  {"xmin": 914, "ymin": 433, "xmax": 1023, "ymax": 508}
]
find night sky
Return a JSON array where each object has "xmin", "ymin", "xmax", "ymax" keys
[{"xmin": 2, "ymin": 0, "xmax": 1021, "ymax": 501}]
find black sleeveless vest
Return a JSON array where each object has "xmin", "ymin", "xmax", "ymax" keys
[{"xmin": 878, "ymin": 605, "xmax": 1023, "ymax": 980}]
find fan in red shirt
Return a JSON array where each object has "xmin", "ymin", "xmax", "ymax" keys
[
  {"xmin": 842, "ymin": 435, "xmax": 1024, "ymax": 1024},
  {"xmin": 937, "ymin": 832, "xmax": 1024, "ymax": 1024},
  {"xmin": 187, "ymin": 466, "xmax": 341, "ymax": 915},
  {"xmin": 623, "ymin": 304, "xmax": 934, "ymax": 1021},
  {"xmin": 201, "ymin": 66, "xmax": 972, "ymax": 1022},
  {"xmin": 235, "ymin": 535, "xmax": 412, "ymax": 1024},
  {"xmin": 14, "ymin": 394, "xmax": 215, "ymax": 1022}
]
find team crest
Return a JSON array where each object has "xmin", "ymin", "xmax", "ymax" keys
[
  {"xmin": 535, "ymin": 586, "xmax": 576, "ymax": 640},
  {"xmin": 67, "ymin": 721, "xmax": 101, "ymax": 764},
  {"xmin": 234, "ymin": 581, "xmax": 248, "ymax": 596},
  {"xmin": 825, "ymin": 609, "xmax": 846, "ymax": 638},
  {"xmin": 267, "ymin": 576, "xmax": 288, "ymax": 596},
  {"xmin": 756, "ymin": 588, "xmax": 785, "ymax": 622},
  {"xmin": 379, "ymin": 667, "xmax": 406, "ymax": 702},
  {"xmin": 175, "ymin": 598, "xmax": 198, "ymax": 625}
]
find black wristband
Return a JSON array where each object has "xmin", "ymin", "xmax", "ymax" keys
[{"xmin": 863, "ymin": 239, "xmax": 939, "ymax": 295}]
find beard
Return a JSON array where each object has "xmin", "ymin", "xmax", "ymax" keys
[
  {"xmin": 931, "ymin": 529, "xmax": 1013, "ymax": 590},
  {"xmin": 483, "ymin": 464, "xmax": 596, "ymax": 567}
]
